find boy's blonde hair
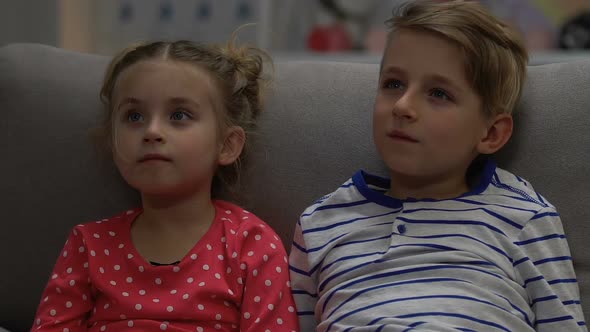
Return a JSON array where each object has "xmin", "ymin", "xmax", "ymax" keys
[
  {"xmin": 97, "ymin": 37, "xmax": 272, "ymax": 196},
  {"xmin": 385, "ymin": 0, "xmax": 528, "ymax": 117}
]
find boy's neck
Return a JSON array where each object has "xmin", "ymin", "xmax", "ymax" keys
[{"xmin": 386, "ymin": 170, "xmax": 470, "ymax": 200}]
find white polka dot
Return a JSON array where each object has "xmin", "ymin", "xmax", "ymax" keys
[
  {"xmin": 215, "ymin": 314, "xmax": 221, "ymax": 320},
  {"xmin": 170, "ymin": 289, "xmax": 177, "ymax": 294},
  {"xmin": 83, "ymin": 262, "xmax": 88, "ymax": 268},
  {"xmin": 155, "ymin": 278, "xmax": 162, "ymax": 285},
  {"xmin": 187, "ymin": 277, "xmax": 194, "ymax": 283},
  {"xmin": 104, "ymin": 303, "xmax": 110, "ymax": 309},
  {"xmin": 255, "ymin": 235, "xmax": 262, "ymax": 241},
  {"xmin": 56, "ymin": 287, "xmax": 62, "ymax": 294},
  {"xmin": 226, "ymin": 267, "xmax": 232, "ymax": 274},
  {"xmin": 277, "ymin": 318, "xmax": 283, "ymax": 325},
  {"xmin": 199, "ymin": 282, "xmax": 206, "ymax": 287},
  {"xmin": 52, "ymin": 274, "xmax": 58, "ymax": 279},
  {"xmin": 248, "ymin": 251, "xmax": 254, "ymax": 257},
  {"xmin": 90, "ymin": 250, "xmax": 96, "ymax": 257},
  {"xmin": 240, "ymin": 263, "xmax": 247, "ymax": 270},
  {"xmin": 228, "ymin": 289, "xmax": 234, "ymax": 295},
  {"xmin": 166, "ymin": 306, "xmax": 174, "ymax": 312},
  {"xmin": 93, "ymin": 233, "xmax": 100, "ymax": 239},
  {"xmin": 173, "ymin": 266, "xmax": 180, "ymax": 272},
  {"xmin": 63, "ymin": 328, "xmax": 69, "ymax": 332},
  {"xmin": 203, "ymin": 264, "xmax": 210, "ymax": 271},
  {"xmin": 268, "ymin": 304, "xmax": 274, "ymax": 310},
  {"xmin": 79, "ymin": 246, "xmax": 85, "ymax": 253},
  {"xmin": 207, "ymin": 244, "xmax": 212, "ymax": 250},
  {"xmin": 153, "ymin": 298, "xmax": 160, "ymax": 303},
  {"xmin": 215, "ymin": 324, "xmax": 221, "ymax": 330},
  {"xmin": 122, "ymin": 292, "xmax": 129, "ymax": 297},
  {"xmin": 114, "ymin": 265, "xmax": 121, "ymax": 271},
  {"xmin": 63, "ymin": 251, "xmax": 68, "ymax": 258},
  {"xmin": 109, "ymin": 231, "xmax": 116, "ymax": 236},
  {"xmin": 160, "ymin": 323, "xmax": 167, "ymax": 330},
  {"xmin": 225, "ymin": 210, "xmax": 231, "ymax": 214},
  {"xmin": 138, "ymin": 266, "xmax": 145, "ymax": 272},
  {"xmin": 104, "ymin": 249, "xmax": 110, "ymax": 256},
  {"xmin": 243, "ymin": 231, "xmax": 249, "ymax": 237},
  {"xmin": 139, "ymin": 290, "xmax": 146, "ymax": 295},
  {"xmin": 265, "ymin": 280, "xmax": 272, "ymax": 286},
  {"xmin": 99, "ymin": 267, "xmax": 105, "ymax": 274},
  {"xmin": 221, "ymin": 237, "xmax": 226, "ymax": 243},
  {"xmin": 135, "ymin": 304, "xmax": 142, "ymax": 310},
  {"xmin": 127, "ymin": 320, "xmax": 134, "ymax": 327},
  {"xmin": 237, "ymin": 277, "xmax": 243, "ymax": 285},
  {"xmin": 288, "ymin": 306, "xmax": 295, "ymax": 312},
  {"xmin": 255, "ymin": 318, "xmax": 260, "ymax": 323},
  {"xmin": 182, "ymin": 294, "xmax": 189, "ymax": 300},
  {"xmin": 232, "ymin": 252, "xmax": 238, "ymax": 258},
  {"xmin": 73, "ymin": 229, "xmax": 78, "ymax": 236},
  {"xmin": 230, "ymin": 229, "xmax": 236, "ymax": 235},
  {"xmin": 119, "ymin": 244, "xmax": 125, "ymax": 249},
  {"xmin": 224, "ymin": 301, "xmax": 230, "ymax": 307},
  {"xmin": 65, "ymin": 301, "xmax": 72, "ymax": 308},
  {"xmin": 82, "ymin": 294, "xmax": 88, "ymax": 301},
  {"xmin": 254, "ymin": 296, "xmax": 261, "ymax": 302},
  {"xmin": 276, "ymin": 267, "xmax": 282, "ymax": 273},
  {"xmin": 270, "ymin": 243, "xmax": 277, "ymax": 249},
  {"xmin": 127, "ymin": 253, "xmax": 133, "ymax": 259},
  {"xmin": 126, "ymin": 277, "xmax": 133, "ymax": 283},
  {"xmin": 69, "ymin": 280, "xmax": 75, "ymax": 286},
  {"xmin": 217, "ymin": 255, "xmax": 224, "ymax": 261},
  {"xmin": 100, "ymin": 326, "xmax": 106, "ymax": 331},
  {"xmin": 197, "ymin": 328, "xmax": 204, "ymax": 332},
  {"xmin": 253, "ymin": 269, "xmax": 258, "ymax": 276},
  {"xmin": 190, "ymin": 254, "xmax": 198, "ymax": 260},
  {"xmin": 263, "ymin": 255, "xmax": 269, "ymax": 262},
  {"xmin": 109, "ymin": 280, "xmax": 116, "ymax": 286},
  {"xmin": 197, "ymin": 304, "xmax": 205, "ymax": 310},
  {"xmin": 244, "ymin": 312, "xmax": 251, "ymax": 319},
  {"xmin": 120, "ymin": 314, "xmax": 126, "ymax": 319},
  {"xmin": 44, "ymin": 296, "xmax": 49, "ymax": 302}
]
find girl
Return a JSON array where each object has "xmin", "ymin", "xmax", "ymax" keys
[{"xmin": 32, "ymin": 38, "xmax": 299, "ymax": 331}]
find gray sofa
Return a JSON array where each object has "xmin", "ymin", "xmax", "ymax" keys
[{"xmin": 1, "ymin": 43, "xmax": 589, "ymax": 331}]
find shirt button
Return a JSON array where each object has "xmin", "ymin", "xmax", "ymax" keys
[{"xmin": 397, "ymin": 224, "xmax": 407, "ymax": 234}]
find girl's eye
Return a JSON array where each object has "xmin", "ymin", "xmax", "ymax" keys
[
  {"xmin": 383, "ymin": 79, "xmax": 404, "ymax": 90},
  {"xmin": 430, "ymin": 88, "xmax": 452, "ymax": 101},
  {"xmin": 170, "ymin": 110, "xmax": 192, "ymax": 121},
  {"xmin": 127, "ymin": 111, "xmax": 143, "ymax": 122}
]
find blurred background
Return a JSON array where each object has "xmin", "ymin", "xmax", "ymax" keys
[{"xmin": 1, "ymin": 0, "xmax": 590, "ymax": 64}]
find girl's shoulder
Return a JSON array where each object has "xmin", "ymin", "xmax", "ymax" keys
[{"xmin": 72, "ymin": 208, "xmax": 141, "ymax": 235}]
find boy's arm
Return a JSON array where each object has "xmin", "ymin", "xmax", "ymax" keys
[
  {"xmin": 32, "ymin": 227, "xmax": 92, "ymax": 331},
  {"xmin": 237, "ymin": 222, "xmax": 299, "ymax": 331},
  {"xmin": 289, "ymin": 221, "xmax": 319, "ymax": 331},
  {"xmin": 514, "ymin": 207, "xmax": 587, "ymax": 332}
]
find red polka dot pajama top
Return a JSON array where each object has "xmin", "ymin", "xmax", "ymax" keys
[{"xmin": 32, "ymin": 200, "xmax": 299, "ymax": 332}]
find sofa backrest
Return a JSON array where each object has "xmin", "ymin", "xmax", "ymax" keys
[{"xmin": 1, "ymin": 43, "xmax": 589, "ymax": 330}]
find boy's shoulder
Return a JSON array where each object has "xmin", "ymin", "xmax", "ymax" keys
[{"xmin": 482, "ymin": 167, "xmax": 554, "ymax": 211}]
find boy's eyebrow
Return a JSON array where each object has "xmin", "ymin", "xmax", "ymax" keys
[{"xmin": 426, "ymin": 74, "xmax": 465, "ymax": 93}]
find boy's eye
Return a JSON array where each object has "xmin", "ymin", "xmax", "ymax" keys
[
  {"xmin": 430, "ymin": 88, "xmax": 452, "ymax": 101},
  {"xmin": 383, "ymin": 79, "xmax": 404, "ymax": 90},
  {"xmin": 127, "ymin": 111, "xmax": 143, "ymax": 122},
  {"xmin": 170, "ymin": 110, "xmax": 192, "ymax": 121}
]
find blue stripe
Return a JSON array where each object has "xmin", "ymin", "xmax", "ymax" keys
[
  {"xmin": 394, "ymin": 312, "xmax": 510, "ymax": 332},
  {"xmin": 548, "ymin": 278, "xmax": 577, "ymax": 285},
  {"xmin": 326, "ymin": 278, "xmax": 470, "ymax": 318},
  {"xmin": 453, "ymin": 198, "xmax": 537, "ymax": 213},
  {"xmin": 563, "ymin": 300, "xmax": 581, "ymax": 306},
  {"xmin": 322, "ymin": 264, "xmax": 507, "ymax": 313},
  {"xmin": 291, "ymin": 240, "xmax": 307, "ymax": 253},
  {"xmin": 523, "ymin": 275, "xmax": 544, "ymax": 287},
  {"xmin": 401, "ymin": 321, "xmax": 426, "ymax": 332},
  {"xmin": 533, "ymin": 256, "xmax": 571, "ymax": 266},
  {"xmin": 402, "ymin": 207, "xmax": 524, "ymax": 230},
  {"xmin": 291, "ymin": 289, "xmax": 317, "ymax": 297},
  {"xmin": 536, "ymin": 315, "xmax": 574, "ymax": 324},
  {"xmin": 513, "ymin": 257, "xmax": 529, "ymax": 266},
  {"xmin": 307, "ymin": 233, "xmax": 348, "ymax": 253},
  {"xmin": 514, "ymin": 233, "xmax": 566, "ymax": 246},
  {"xmin": 302, "ymin": 199, "xmax": 371, "ymax": 217},
  {"xmin": 289, "ymin": 265, "xmax": 310, "ymax": 276},
  {"xmin": 296, "ymin": 310, "xmax": 315, "ymax": 316},
  {"xmin": 397, "ymin": 216, "xmax": 507, "ymax": 236},
  {"xmin": 303, "ymin": 210, "xmax": 399, "ymax": 234},
  {"xmin": 495, "ymin": 293, "xmax": 532, "ymax": 326},
  {"xmin": 530, "ymin": 211, "xmax": 560, "ymax": 220},
  {"xmin": 531, "ymin": 295, "xmax": 558, "ymax": 305},
  {"xmin": 578, "ymin": 321, "xmax": 587, "ymax": 326},
  {"xmin": 407, "ymin": 233, "xmax": 512, "ymax": 263}
]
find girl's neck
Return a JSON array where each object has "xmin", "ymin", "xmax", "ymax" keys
[{"xmin": 139, "ymin": 189, "xmax": 216, "ymax": 232}]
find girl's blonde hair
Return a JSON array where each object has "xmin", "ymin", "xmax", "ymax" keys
[
  {"xmin": 385, "ymin": 0, "xmax": 529, "ymax": 117},
  {"xmin": 97, "ymin": 35, "xmax": 272, "ymax": 196}
]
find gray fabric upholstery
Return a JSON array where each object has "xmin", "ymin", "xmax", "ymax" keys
[{"xmin": 1, "ymin": 43, "xmax": 589, "ymax": 331}]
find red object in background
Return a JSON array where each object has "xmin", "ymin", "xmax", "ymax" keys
[{"xmin": 307, "ymin": 23, "xmax": 352, "ymax": 52}]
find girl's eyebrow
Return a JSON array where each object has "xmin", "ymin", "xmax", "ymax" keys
[
  {"xmin": 168, "ymin": 97, "xmax": 200, "ymax": 109},
  {"xmin": 117, "ymin": 97, "xmax": 141, "ymax": 110}
]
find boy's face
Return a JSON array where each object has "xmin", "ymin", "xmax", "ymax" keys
[{"xmin": 374, "ymin": 29, "xmax": 489, "ymax": 194}]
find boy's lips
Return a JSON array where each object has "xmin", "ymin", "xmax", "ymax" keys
[
  {"xmin": 138, "ymin": 153, "xmax": 172, "ymax": 163},
  {"xmin": 388, "ymin": 130, "xmax": 419, "ymax": 143}
]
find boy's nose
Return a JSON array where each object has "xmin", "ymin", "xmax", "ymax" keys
[{"xmin": 392, "ymin": 92, "xmax": 418, "ymax": 120}]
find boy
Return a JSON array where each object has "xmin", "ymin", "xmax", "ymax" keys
[{"xmin": 288, "ymin": 1, "xmax": 586, "ymax": 331}]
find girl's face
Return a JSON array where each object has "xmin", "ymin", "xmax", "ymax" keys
[{"xmin": 111, "ymin": 59, "xmax": 238, "ymax": 197}]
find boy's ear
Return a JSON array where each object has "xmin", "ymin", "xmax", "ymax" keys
[
  {"xmin": 477, "ymin": 114, "xmax": 513, "ymax": 155},
  {"xmin": 218, "ymin": 126, "xmax": 245, "ymax": 166}
]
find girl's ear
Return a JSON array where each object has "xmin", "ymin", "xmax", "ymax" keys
[
  {"xmin": 218, "ymin": 126, "xmax": 245, "ymax": 166},
  {"xmin": 477, "ymin": 113, "xmax": 513, "ymax": 155}
]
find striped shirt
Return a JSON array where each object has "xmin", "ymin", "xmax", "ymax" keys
[{"xmin": 289, "ymin": 160, "xmax": 586, "ymax": 331}]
